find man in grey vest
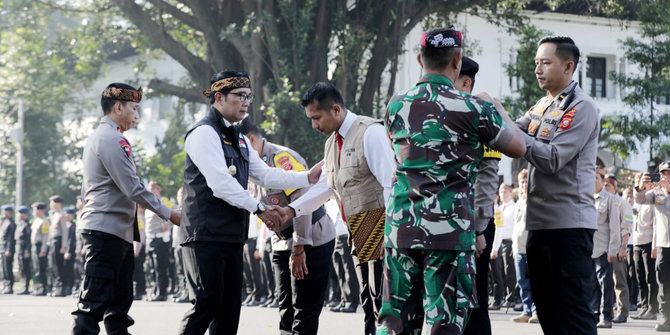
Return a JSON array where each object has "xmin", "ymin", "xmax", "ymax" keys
[
  {"xmin": 276, "ymin": 82, "xmax": 396, "ymax": 335},
  {"xmin": 72, "ymin": 83, "xmax": 181, "ymax": 335},
  {"xmin": 178, "ymin": 70, "xmax": 322, "ymax": 335},
  {"xmin": 243, "ymin": 119, "xmax": 336, "ymax": 334}
]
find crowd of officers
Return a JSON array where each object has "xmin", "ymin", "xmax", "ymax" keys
[
  {"xmin": 0, "ymin": 191, "xmax": 360, "ymax": 308},
  {"xmin": 486, "ymin": 164, "xmax": 670, "ymax": 330}
]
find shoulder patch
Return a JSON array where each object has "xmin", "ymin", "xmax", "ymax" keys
[
  {"xmin": 119, "ymin": 139, "xmax": 132, "ymax": 158},
  {"xmin": 558, "ymin": 109, "xmax": 577, "ymax": 130},
  {"xmin": 273, "ymin": 152, "xmax": 306, "ymax": 172},
  {"xmin": 273, "ymin": 151, "xmax": 306, "ymax": 196}
]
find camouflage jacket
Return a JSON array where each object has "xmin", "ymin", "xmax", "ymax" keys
[{"xmin": 384, "ymin": 74, "xmax": 507, "ymax": 250}]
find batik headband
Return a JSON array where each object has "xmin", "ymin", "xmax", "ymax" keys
[
  {"xmin": 101, "ymin": 86, "xmax": 143, "ymax": 103},
  {"xmin": 203, "ymin": 76, "xmax": 251, "ymax": 97}
]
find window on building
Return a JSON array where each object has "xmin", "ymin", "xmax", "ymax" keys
[{"xmin": 585, "ymin": 57, "xmax": 607, "ymax": 98}]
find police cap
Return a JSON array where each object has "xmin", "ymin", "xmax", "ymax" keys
[
  {"xmin": 17, "ymin": 206, "xmax": 29, "ymax": 214},
  {"xmin": 1, "ymin": 204, "xmax": 12, "ymax": 212},
  {"xmin": 65, "ymin": 207, "xmax": 77, "ymax": 214},
  {"xmin": 460, "ymin": 56, "xmax": 479, "ymax": 79},
  {"xmin": 660, "ymin": 161, "xmax": 670, "ymax": 173},
  {"xmin": 32, "ymin": 202, "xmax": 47, "ymax": 210}
]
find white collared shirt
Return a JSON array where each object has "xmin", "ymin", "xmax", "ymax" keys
[
  {"xmin": 289, "ymin": 111, "xmax": 395, "ymax": 216},
  {"xmin": 184, "ymin": 116, "xmax": 310, "ymax": 213}
]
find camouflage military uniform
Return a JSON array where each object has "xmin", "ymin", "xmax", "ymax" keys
[{"xmin": 378, "ymin": 74, "xmax": 508, "ymax": 334}]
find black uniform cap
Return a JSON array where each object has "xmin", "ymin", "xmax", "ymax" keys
[
  {"xmin": 460, "ymin": 56, "xmax": 479, "ymax": 79},
  {"xmin": 32, "ymin": 202, "xmax": 47, "ymax": 210},
  {"xmin": 17, "ymin": 206, "xmax": 29, "ymax": 214}
]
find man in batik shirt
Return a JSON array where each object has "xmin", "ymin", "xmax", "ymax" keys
[{"xmin": 377, "ymin": 27, "xmax": 526, "ymax": 334}]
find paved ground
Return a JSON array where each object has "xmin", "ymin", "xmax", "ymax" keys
[{"xmin": 0, "ymin": 294, "xmax": 662, "ymax": 334}]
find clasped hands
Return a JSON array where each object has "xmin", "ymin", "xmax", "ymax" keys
[{"xmin": 257, "ymin": 205, "xmax": 296, "ymax": 230}]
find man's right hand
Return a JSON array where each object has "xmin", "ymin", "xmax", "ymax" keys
[
  {"xmin": 39, "ymin": 251, "xmax": 47, "ymax": 258},
  {"xmin": 475, "ymin": 235, "xmax": 486, "ymax": 258},
  {"xmin": 638, "ymin": 173, "xmax": 653, "ymax": 190},
  {"xmin": 652, "ymin": 248, "xmax": 658, "ymax": 259},
  {"xmin": 490, "ymin": 250, "xmax": 498, "ymax": 260},
  {"xmin": 169, "ymin": 208, "xmax": 181, "ymax": 226},
  {"xmin": 258, "ymin": 206, "xmax": 283, "ymax": 228}
]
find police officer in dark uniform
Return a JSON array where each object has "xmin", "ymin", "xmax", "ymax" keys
[
  {"xmin": 456, "ymin": 56, "xmax": 502, "ymax": 335},
  {"xmin": 15, "ymin": 206, "xmax": 32, "ymax": 295},
  {"xmin": 62, "ymin": 207, "xmax": 77, "ymax": 296},
  {"xmin": 1, "ymin": 204, "xmax": 16, "ymax": 294},
  {"xmin": 72, "ymin": 83, "xmax": 180, "ymax": 334},
  {"xmin": 179, "ymin": 70, "xmax": 321, "ymax": 335}
]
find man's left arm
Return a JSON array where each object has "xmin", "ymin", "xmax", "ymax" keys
[{"xmin": 363, "ymin": 124, "xmax": 395, "ymax": 204}]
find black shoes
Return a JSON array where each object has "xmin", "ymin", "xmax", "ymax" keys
[
  {"xmin": 340, "ymin": 305, "xmax": 357, "ymax": 313},
  {"xmin": 488, "ymin": 302, "xmax": 502, "ymax": 310},
  {"xmin": 16, "ymin": 289, "xmax": 30, "ymax": 295},
  {"xmin": 612, "ymin": 314, "xmax": 627, "ymax": 323}
]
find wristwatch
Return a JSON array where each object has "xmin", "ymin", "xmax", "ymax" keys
[{"xmin": 254, "ymin": 202, "xmax": 266, "ymax": 215}]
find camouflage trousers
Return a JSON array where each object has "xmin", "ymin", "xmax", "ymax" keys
[{"xmin": 376, "ymin": 248, "xmax": 476, "ymax": 335}]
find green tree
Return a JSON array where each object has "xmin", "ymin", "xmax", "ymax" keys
[
  {"xmin": 502, "ymin": 24, "xmax": 552, "ymax": 119},
  {"xmin": 89, "ymin": 0, "xmax": 527, "ymax": 164},
  {"xmin": 603, "ymin": 0, "xmax": 670, "ymax": 163},
  {"xmin": 0, "ymin": 1, "xmax": 114, "ymax": 206}
]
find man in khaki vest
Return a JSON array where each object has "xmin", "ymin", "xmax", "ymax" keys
[{"xmin": 275, "ymin": 82, "xmax": 395, "ymax": 334}]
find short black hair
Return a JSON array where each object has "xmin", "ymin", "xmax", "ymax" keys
[
  {"xmin": 101, "ymin": 83, "xmax": 137, "ymax": 116},
  {"xmin": 459, "ymin": 56, "xmax": 479, "ymax": 90},
  {"xmin": 209, "ymin": 70, "xmax": 250, "ymax": 105},
  {"xmin": 300, "ymin": 82, "xmax": 345, "ymax": 111},
  {"xmin": 538, "ymin": 36, "xmax": 580, "ymax": 72},
  {"xmin": 420, "ymin": 28, "xmax": 461, "ymax": 71},
  {"xmin": 240, "ymin": 117, "xmax": 263, "ymax": 138}
]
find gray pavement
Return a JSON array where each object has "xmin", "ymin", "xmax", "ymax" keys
[{"xmin": 0, "ymin": 294, "xmax": 661, "ymax": 334}]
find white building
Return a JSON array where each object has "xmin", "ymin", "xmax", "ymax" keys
[
  {"xmin": 397, "ymin": 11, "xmax": 660, "ymax": 184},
  {"xmin": 78, "ymin": 11, "xmax": 661, "ymax": 183}
]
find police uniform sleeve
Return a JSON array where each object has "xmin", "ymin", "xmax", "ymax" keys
[
  {"xmin": 607, "ymin": 196, "xmax": 622, "ymax": 258},
  {"xmin": 634, "ymin": 188, "xmax": 655, "ymax": 205},
  {"xmin": 522, "ymin": 100, "xmax": 599, "ymax": 175},
  {"xmin": 620, "ymin": 200, "xmax": 633, "ymax": 238},
  {"xmin": 8, "ymin": 221, "xmax": 16, "ymax": 254},
  {"xmin": 474, "ymin": 158, "xmax": 500, "ymax": 233},
  {"xmin": 99, "ymin": 134, "xmax": 171, "ymax": 220}
]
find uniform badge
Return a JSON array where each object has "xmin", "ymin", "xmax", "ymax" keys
[
  {"xmin": 277, "ymin": 155, "xmax": 293, "ymax": 170},
  {"xmin": 539, "ymin": 128, "xmax": 550, "ymax": 138},
  {"xmin": 528, "ymin": 123, "xmax": 538, "ymax": 134},
  {"xmin": 228, "ymin": 165, "xmax": 237, "ymax": 176},
  {"xmin": 550, "ymin": 110, "xmax": 561, "ymax": 117},
  {"xmin": 119, "ymin": 139, "xmax": 132, "ymax": 158},
  {"xmin": 533, "ymin": 105, "xmax": 546, "ymax": 115},
  {"xmin": 269, "ymin": 195, "xmax": 281, "ymax": 206},
  {"xmin": 239, "ymin": 138, "xmax": 247, "ymax": 149},
  {"xmin": 558, "ymin": 109, "xmax": 577, "ymax": 130}
]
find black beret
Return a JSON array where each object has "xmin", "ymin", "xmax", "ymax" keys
[
  {"xmin": 460, "ymin": 56, "xmax": 479, "ymax": 79},
  {"xmin": 32, "ymin": 202, "xmax": 47, "ymax": 210},
  {"xmin": 17, "ymin": 206, "xmax": 29, "ymax": 214}
]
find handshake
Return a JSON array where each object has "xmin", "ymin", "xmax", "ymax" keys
[{"xmin": 257, "ymin": 205, "xmax": 296, "ymax": 230}]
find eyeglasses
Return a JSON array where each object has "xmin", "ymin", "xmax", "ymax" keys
[{"xmin": 228, "ymin": 92, "xmax": 255, "ymax": 103}]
